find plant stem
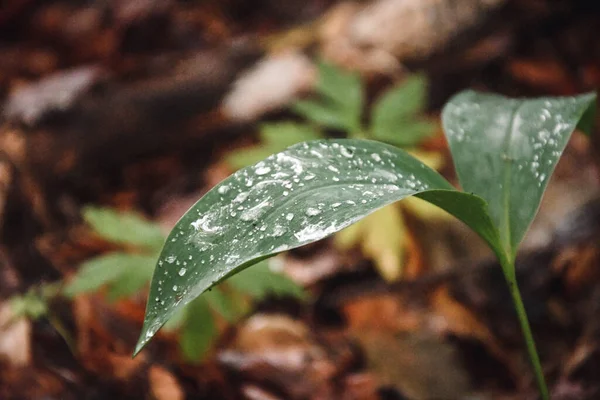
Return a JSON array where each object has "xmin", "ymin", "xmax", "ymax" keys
[{"xmin": 501, "ymin": 260, "xmax": 549, "ymax": 400}]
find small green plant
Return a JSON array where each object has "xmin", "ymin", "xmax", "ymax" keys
[
  {"xmin": 227, "ymin": 63, "xmax": 435, "ymax": 170},
  {"xmin": 7, "ymin": 283, "xmax": 77, "ymax": 353},
  {"xmin": 227, "ymin": 63, "xmax": 439, "ymax": 280},
  {"xmin": 63, "ymin": 207, "xmax": 303, "ymax": 361},
  {"xmin": 134, "ymin": 87, "xmax": 596, "ymax": 398},
  {"xmin": 64, "ymin": 207, "xmax": 165, "ymax": 301}
]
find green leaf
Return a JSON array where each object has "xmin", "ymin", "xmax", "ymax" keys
[
  {"xmin": 10, "ymin": 291, "xmax": 49, "ymax": 321},
  {"xmin": 83, "ymin": 207, "xmax": 165, "ymax": 250},
  {"xmin": 105, "ymin": 256, "xmax": 156, "ymax": 301},
  {"xmin": 179, "ymin": 296, "xmax": 216, "ymax": 362},
  {"xmin": 64, "ymin": 253, "xmax": 155, "ymax": 297},
  {"xmin": 372, "ymin": 120, "xmax": 436, "ymax": 147},
  {"xmin": 292, "ymin": 62, "xmax": 363, "ymax": 133},
  {"xmin": 135, "ymin": 139, "xmax": 502, "ymax": 355},
  {"xmin": 371, "ymin": 74, "xmax": 435, "ymax": 146},
  {"xmin": 9, "ymin": 283, "xmax": 61, "ymax": 322},
  {"xmin": 335, "ymin": 205, "xmax": 407, "ymax": 282},
  {"xmin": 227, "ymin": 260, "xmax": 305, "ymax": 299},
  {"xmin": 226, "ymin": 123, "xmax": 322, "ymax": 169},
  {"xmin": 203, "ymin": 287, "xmax": 243, "ymax": 322},
  {"xmin": 316, "ymin": 61, "xmax": 363, "ymax": 116},
  {"xmin": 442, "ymin": 91, "xmax": 596, "ymax": 259},
  {"xmin": 292, "ymin": 100, "xmax": 355, "ymax": 131},
  {"xmin": 260, "ymin": 123, "xmax": 322, "ymax": 146},
  {"xmin": 162, "ymin": 307, "xmax": 187, "ymax": 332}
]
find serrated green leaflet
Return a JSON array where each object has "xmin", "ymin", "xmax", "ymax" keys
[
  {"xmin": 443, "ymin": 91, "xmax": 596, "ymax": 260},
  {"xmin": 292, "ymin": 62, "xmax": 363, "ymax": 132},
  {"xmin": 370, "ymin": 74, "xmax": 435, "ymax": 146},
  {"xmin": 226, "ymin": 122, "xmax": 323, "ymax": 169},
  {"xmin": 83, "ymin": 207, "xmax": 165, "ymax": 249},
  {"xmin": 134, "ymin": 139, "xmax": 500, "ymax": 355},
  {"xmin": 227, "ymin": 260, "xmax": 306, "ymax": 299},
  {"xmin": 64, "ymin": 253, "xmax": 156, "ymax": 297}
]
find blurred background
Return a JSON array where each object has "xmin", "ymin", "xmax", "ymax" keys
[{"xmin": 1, "ymin": 0, "xmax": 600, "ymax": 399}]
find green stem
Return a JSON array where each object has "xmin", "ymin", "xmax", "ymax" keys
[{"xmin": 500, "ymin": 257, "xmax": 549, "ymax": 400}]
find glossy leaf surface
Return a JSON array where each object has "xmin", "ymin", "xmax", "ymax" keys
[
  {"xmin": 443, "ymin": 91, "xmax": 596, "ymax": 258},
  {"xmin": 135, "ymin": 139, "xmax": 500, "ymax": 354}
]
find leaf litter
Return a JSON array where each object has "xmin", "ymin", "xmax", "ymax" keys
[{"xmin": 2, "ymin": 1, "xmax": 600, "ymax": 399}]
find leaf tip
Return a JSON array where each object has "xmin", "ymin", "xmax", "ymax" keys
[
  {"xmin": 132, "ymin": 330, "xmax": 148, "ymax": 357},
  {"xmin": 133, "ymin": 317, "xmax": 160, "ymax": 357}
]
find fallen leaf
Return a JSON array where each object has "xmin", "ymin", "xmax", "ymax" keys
[
  {"xmin": 355, "ymin": 330, "xmax": 471, "ymax": 400},
  {"xmin": 241, "ymin": 385, "xmax": 283, "ymax": 400},
  {"xmin": 336, "ymin": 205, "xmax": 406, "ymax": 281},
  {"xmin": 223, "ymin": 52, "xmax": 316, "ymax": 121},
  {"xmin": 4, "ymin": 66, "xmax": 103, "ymax": 126},
  {"xmin": 149, "ymin": 365, "xmax": 184, "ymax": 400},
  {"xmin": 0, "ymin": 302, "xmax": 31, "ymax": 367},
  {"xmin": 430, "ymin": 286, "xmax": 521, "ymax": 382},
  {"xmin": 218, "ymin": 314, "xmax": 338, "ymax": 399}
]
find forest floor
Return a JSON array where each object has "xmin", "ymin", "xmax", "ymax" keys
[{"xmin": 1, "ymin": 1, "xmax": 600, "ymax": 399}]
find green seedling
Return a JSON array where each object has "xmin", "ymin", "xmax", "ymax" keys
[
  {"xmin": 65, "ymin": 206, "xmax": 303, "ymax": 361},
  {"xmin": 135, "ymin": 89, "xmax": 596, "ymax": 399}
]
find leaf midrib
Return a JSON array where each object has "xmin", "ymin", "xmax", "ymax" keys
[{"xmin": 501, "ymin": 102, "xmax": 525, "ymax": 260}]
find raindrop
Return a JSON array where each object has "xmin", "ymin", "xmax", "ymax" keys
[
  {"xmin": 306, "ymin": 207, "xmax": 322, "ymax": 216},
  {"xmin": 537, "ymin": 130, "xmax": 550, "ymax": 142},
  {"xmin": 340, "ymin": 146, "xmax": 354, "ymax": 158},
  {"xmin": 240, "ymin": 199, "xmax": 271, "ymax": 221},
  {"xmin": 233, "ymin": 192, "xmax": 249, "ymax": 204},
  {"xmin": 218, "ymin": 185, "xmax": 230, "ymax": 194},
  {"xmin": 145, "ymin": 321, "xmax": 162, "ymax": 339},
  {"xmin": 272, "ymin": 225, "xmax": 287, "ymax": 237},
  {"xmin": 255, "ymin": 166, "xmax": 271, "ymax": 175}
]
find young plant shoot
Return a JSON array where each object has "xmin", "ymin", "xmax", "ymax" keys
[{"xmin": 134, "ymin": 90, "xmax": 596, "ymax": 399}]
